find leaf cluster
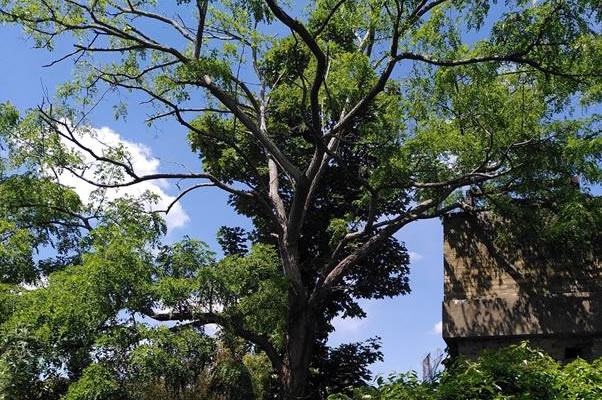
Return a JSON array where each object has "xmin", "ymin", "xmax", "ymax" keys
[{"xmin": 329, "ymin": 342, "xmax": 602, "ymax": 400}]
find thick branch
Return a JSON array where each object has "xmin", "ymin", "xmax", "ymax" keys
[
  {"xmin": 149, "ymin": 310, "xmax": 283, "ymax": 370},
  {"xmin": 194, "ymin": 0, "xmax": 209, "ymax": 58},
  {"xmin": 313, "ymin": 196, "xmax": 443, "ymax": 301},
  {"xmin": 199, "ymin": 75, "xmax": 302, "ymax": 181}
]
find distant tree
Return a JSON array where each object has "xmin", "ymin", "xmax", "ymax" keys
[{"xmin": 0, "ymin": 0, "xmax": 601, "ymax": 398}]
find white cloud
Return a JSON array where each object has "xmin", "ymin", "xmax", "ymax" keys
[
  {"xmin": 332, "ymin": 316, "xmax": 364, "ymax": 333},
  {"xmin": 432, "ymin": 320, "xmax": 443, "ymax": 335},
  {"xmin": 408, "ymin": 251, "xmax": 424, "ymax": 263},
  {"xmin": 56, "ymin": 125, "xmax": 190, "ymax": 231}
]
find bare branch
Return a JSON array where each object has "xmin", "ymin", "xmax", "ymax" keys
[
  {"xmin": 145, "ymin": 108, "xmax": 232, "ymax": 123},
  {"xmin": 6, "ymin": 202, "xmax": 95, "ymax": 231},
  {"xmin": 158, "ymin": 183, "xmax": 215, "ymax": 215},
  {"xmin": 194, "ymin": 0, "xmax": 209, "ymax": 58},
  {"xmin": 312, "ymin": 0, "xmax": 346, "ymax": 39},
  {"xmin": 411, "ymin": 168, "xmax": 516, "ymax": 189},
  {"xmin": 118, "ymin": 1, "xmax": 196, "ymax": 42},
  {"xmin": 328, "ymin": 2, "xmax": 404, "ymax": 136},
  {"xmin": 38, "ymin": 108, "xmax": 256, "ymax": 199}
]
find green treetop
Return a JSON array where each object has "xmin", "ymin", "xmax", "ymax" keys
[{"xmin": 0, "ymin": 0, "xmax": 601, "ymax": 398}]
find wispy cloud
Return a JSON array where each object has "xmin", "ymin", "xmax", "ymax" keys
[
  {"xmin": 431, "ymin": 321, "xmax": 443, "ymax": 335},
  {"xmin": 408, "ymin": 251, "xmax": 424, "ymax": 263},
  {"xmin": 332, "ymin": 316, "xmax": 365, "ymax": 333}
]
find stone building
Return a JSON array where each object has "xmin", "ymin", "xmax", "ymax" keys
[{"xmin": 442, "ymin": 212, "xmax": 602, "ymax": 362}]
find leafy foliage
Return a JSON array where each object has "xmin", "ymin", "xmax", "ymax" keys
[{"xmin": 329, "ymin": 343, "xmax": 602, "ymax": 400}]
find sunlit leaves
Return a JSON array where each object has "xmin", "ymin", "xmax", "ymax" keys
[
  {"xmin": 128, "ymin": 326, "xmax": 215, "ymax": 391},
  {"xmin": 330, "ymin": 343, "xmax": 602, "ymax": 399},
  {"xmin": 0, "ymin": 220, "xmax": 35, "ymax": 284},
  {"xmin": 213, "ymin": 245, "xmax": 287, "ymax": 338},
  {"xmin": 62, "ymin": 363, "xmax": 123, "ymax": 400}
]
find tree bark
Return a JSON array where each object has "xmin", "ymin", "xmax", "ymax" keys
[{"xmin": 279, "ymin": 291, "xmax": 316, "ymax": 399}]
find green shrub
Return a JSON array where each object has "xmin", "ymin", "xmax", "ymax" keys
[{"xmin": 329, "ymin": 342, "xmax": 602, "ymax": 400}]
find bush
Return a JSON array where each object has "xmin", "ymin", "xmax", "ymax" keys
[{"xmin": 328, "ymin": 342, "xmax": 602, "ymax": 400}]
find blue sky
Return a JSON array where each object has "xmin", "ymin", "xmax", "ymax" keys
[{"xmin": 1, "ymin": 19, "xmax": 447, "ymax": 377}]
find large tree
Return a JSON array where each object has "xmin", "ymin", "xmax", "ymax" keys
[{"xmin": 0, "ymin": 0, "xmax": 601, "ymax": 398}]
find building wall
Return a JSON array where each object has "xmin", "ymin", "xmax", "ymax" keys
[
  {"xmin": 450, "ymin": 335, "xmax": 602, "ymax": 362},
  {"xmin": 442, "ymin": 212, "xmax": 602, "ymax": 361},
  {"xmin": 443, "ymin": 213, "xmax": 602, "ymax": 300}
]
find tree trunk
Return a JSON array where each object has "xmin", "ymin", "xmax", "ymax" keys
[{"xmin": 279, "ymin": 292, "xmax": 316, "ymax": 399}]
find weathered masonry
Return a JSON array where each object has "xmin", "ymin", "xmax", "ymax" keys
[{"xmin": 442, "ymin": 212, "xmax": 602, "ymax": 362}]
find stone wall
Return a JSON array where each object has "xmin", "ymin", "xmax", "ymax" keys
[
  {"xmin": 449, "ymin": 335, "xmax": 602, "ymax": 362},
  {"xmin": 443, "ymin": 213, "xmax": 602, "ymax": 300},
  {"xmin": 442, "ymin": 212, "xmax": 602, "ymax": 361}
]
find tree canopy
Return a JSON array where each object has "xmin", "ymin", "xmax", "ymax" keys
[{"xmin": 0, "ymin": 0, "xmax": 601, "ymax": 398}]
